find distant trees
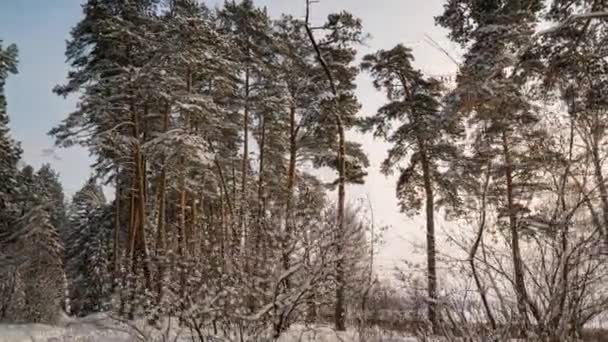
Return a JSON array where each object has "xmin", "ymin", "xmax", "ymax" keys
[
  {"xmin": 65, "ymin": 179, "xmax": 112, "ymax": 316},
  {"xmin": 0, "ymin": 164, "xmax": 67, "ymax": 324},
  {"xmin": 0, "ymin": 40, "xmax": 20, "ymax": 234},
  {"xmin": 0, "ymin": 41, "xmax": 67, "ymax": 324}
]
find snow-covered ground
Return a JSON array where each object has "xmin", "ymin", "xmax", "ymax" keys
[
  {"xmin": 0, "ymin": 315, "xmax": 418, "ymax": 342},
  {"xmin": 0, "ymin": 314, "xmax": 131, "ymax": 342}
]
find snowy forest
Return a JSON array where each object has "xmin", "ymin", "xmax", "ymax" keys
[{"xmin": 1, "ymin": 0, "xmax": 608, "ymax": 341}]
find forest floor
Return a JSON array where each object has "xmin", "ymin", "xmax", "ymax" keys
[{"xmin": 0, "ymin": 314, "xmax": 419, "ymax": 342}]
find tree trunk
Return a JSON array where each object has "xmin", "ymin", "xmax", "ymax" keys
[
  {"xmin": 129, "ymin": 101, "xmax": 152, "ymax": 291},
  {"xmin": 334, "ymin": 121, "xmax": 347, "ymax": 331},
  {"xmin": 180, "ymin": 69, "xmax": 191, "ymax": 260},
  {"xmin": 283, "ymin": 104, "xmax": 297, "ymax": 286},
  {"xmin": 155, "ymin": 102, "xmax": 170, "ymax": 304},
  {"xmin": 240, "ymin": 67, "xmax": 250, "ymax": 250},
  {"xmin": 468, "ymin": 169, "xmax": 496, "ymax": 330},
  {"xmin": 418, "ymin": 140, "xmax": 438, "ymax": 334},
  {"xmin": 501, "ymin": 130, "xmax": 529, "ymax": 329},
  {"xmin": 591, "ymin": 139, "xmax": 608, "ymax": 247},
  {"xmin": 179, "ymin": 178, "xmax": 187, "ymax": 258},
  {"xmin": 113, "ymin": 170, "xmax": 121, "ymax": 284},
  {"xmin": 550, "ymin": 118, "xmax": 575, "ymax": 335},
  {"xmin": 155, "ymin": 170, "xmax": 166, "ymax": 303},
  {"xmin": 135, "ymin": 126, "xmax": 151, "ymax": 291},
  {"xmin": 127, "ymin": 189, "xmax": 136, "ymax": 262},
  {"xmin": 256, "ymin": 110, "xmax": 266, "ymax": 251},
  {"xmin": 190, "ymin": 196, "xmax": 197, "ymax": 256}
]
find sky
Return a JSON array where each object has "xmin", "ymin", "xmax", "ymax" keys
[{"xmin": 0, "ymin": 0, "xmax": 460, "ymax": 273}]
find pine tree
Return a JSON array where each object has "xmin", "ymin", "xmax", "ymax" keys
[
  {"xmin": 52, "ymin": 0, "xmax": 162, "ymax": 301},
  {"xmin": 361, "ymin": 44, "xmax": 461, "ymax": 333},
  {"xmin": 218, "ymin": 0, "xmax": 276, "ymax": 250},
  {"xmin": 14, "ymin": 206, "xmax": 64, "ymax": 323},
  {"xmin": 0, "ymin": 40, "xmax": 21, "ymax": 230},
  {"xmin": 272, "ymin": 14, "xmax": 315, "ymax": 233},
  {"xmin": 0, "ymin": 163, "xmax": 66, "ymax": 323},
  {"xmin": 146, "ymin": 0, "xmax": 240, "ymax": 315},
  {"xmin": 303, "ymin": 7, "xmax": 368, "ymax": 330},
  {"xmin": 0, "ymin": 41, "xmax": 23, "ymax": 321},
  {"xmin": 65, "ymin": 178, "xmax": 112, "ymax": 316},
  {"xmin": 47, "ymin": 0, "xmax": 373, "ymax": 332},
  {"xmin": 0, "ymin": 44, "xmax": 66, "ymax": 323},
  {"xmin": 35, "ymin": 164, "xmax": 68, "ymax": 234},
  {"xmin": 437, "ymin": 0, "xmax": 545, "ymax": 330},
  {"xmin": 527, "ymin": 0, "xmax": 608, "ymax": 249}
]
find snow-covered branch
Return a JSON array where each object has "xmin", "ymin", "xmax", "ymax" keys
[{"xmin": 537, "ymin": 11, "xmax": 608, "ymax": 36}]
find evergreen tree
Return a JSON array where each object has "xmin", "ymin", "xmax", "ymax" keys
[
  {"xmin": 35, "ymin": 164, "xmax": 68, "ymax": 234},
  {"xmin": 304, "ymin": 9, "xmax": 369, "ymax": 331},
  {"xmin": 218, "ymin": 0, "xmax": 276, "ymax": 246},
  {"xmin": 52, "ymin": 0, "xmax": 161, "ymax": 299},
  {"xmin": 65, "ymin": 179, "xmax": 112, "ymax": 316},
  {"xmin": 0, "ymin": 40, "xmax": 21, "ymax": 229},
  {"xmin": 437, "ymin": 0, "xmax": 546, "ymax": 329},
  {"xmin": 361, "ymin": 44, "xmax": 461, "ymax": 333},
  {"xmin": 0, "ymin": 164, "xmax": 66, "ymax": 323},
  {"xmin": 527, "ymin": 0, "xmax": 608, "ymax": 248},
  {"xmin": 0, "ymin": 41, "xmax": 23, "ymax": 321},
  {"xmin": 47, "ymin": 0, "xmax": 372, "ymax": 332},
  {"xmin": 1, "ymin": 43, "xmax": 66, "ymax": 323},
  {"xmin": 13, "ymin": 206, "xmax": 64, "ymax": 323}
]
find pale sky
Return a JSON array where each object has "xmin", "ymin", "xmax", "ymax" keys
[{"xmin": 0, "ymin": 0, "xmax": 460, "ymax": 274}]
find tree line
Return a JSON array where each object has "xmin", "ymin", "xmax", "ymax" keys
[{"xmin": 1, "ymin": 0, "xmax": 608, "ymax": 340}]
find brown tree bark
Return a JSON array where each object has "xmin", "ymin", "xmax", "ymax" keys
[
  {"xmin": 155, "ymin": 102, "xmax": 170, "ymax": 304},
  {"xmin": 126, "ymin": 102, "xmax": 152, "ymax": 290}
]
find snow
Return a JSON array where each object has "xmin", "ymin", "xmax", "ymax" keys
[
  {"xmin": 318, "ymin": 91, "xmax": 336, "ymax": 101},
  {"xmin": 279, "ymin": 325, "xmax": 419, "ymax": 342},
  {"xmin": 0, "ymin": 315, "xmax": 420, "ymax": 342},
  {"xmin": 0, "ymin": 314, "xmax": 131, "ymax": 342},
  {"xmin": 537, "ymin": 11, "xmax": 608, "ymax": 36},
  {"xmin": 0, "ymin": 322, "xmax": 130, "ymax": 342}
]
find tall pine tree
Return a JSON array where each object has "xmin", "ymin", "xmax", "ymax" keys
[
  {"xmin": 0, "ymin": 40, "xmax": 21, "ymax": 230},
  {"xmin": 361, "ymin": 44, "xmax": 461, "ymax": 333},
  {"xmin": 437, "ymin": 0, "xmax": 546, "ymax": 330}
]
